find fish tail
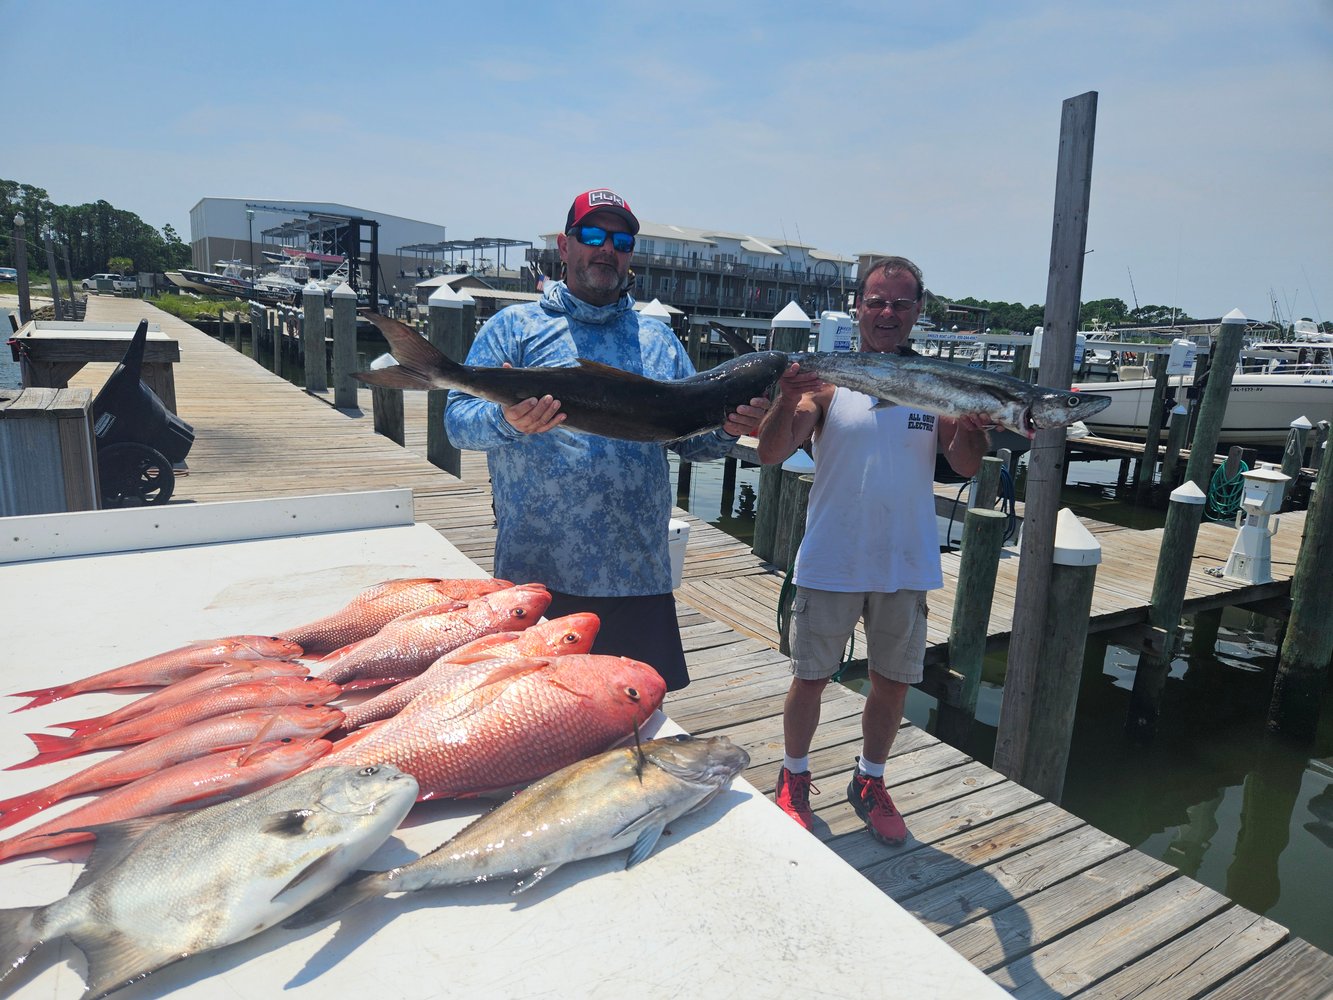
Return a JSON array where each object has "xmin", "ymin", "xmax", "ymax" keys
[
  {"xmin": 357, "ymin": 313, "xmax": 462, "ymax": 392},
  {"xmin": 8, "ymin": 684, "xmax": 76, "ymax": 711},
  {"xmin": 0, "ymin": 905, "xmax": 43, "ymax": 989},
  {"xmin": 0, "ymin": 788, "xmax": 55, "ymax": 831},
  {"xmin": 4, "ymin": 733, "xmax": 85, "ymax": 771},
  {"xmin": 283, "ymin": 869, "xmax": 390, "ymax": 929},
  {"xmin": 49, "ymin": 712, "xmax": 108, "ymax": 735}
]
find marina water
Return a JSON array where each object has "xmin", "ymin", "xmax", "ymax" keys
[{"xmin": 671, "ymin": 451, "xmax": 1333, "ymax": 955}]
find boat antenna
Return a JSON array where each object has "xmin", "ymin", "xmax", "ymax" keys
[
  {"xmin": 1300, "ymin": 264, "xmax": 1325, "ymax": 329},
  {"xmin": 1127, "ymin": 266, "xmax": 1140, "ymax": 311}
]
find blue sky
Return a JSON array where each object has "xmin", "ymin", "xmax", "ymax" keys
[{"xmin": 5, "ymin": 0, "xmax": 1331, "ymax": 323}]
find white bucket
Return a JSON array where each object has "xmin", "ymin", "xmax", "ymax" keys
[{"xmin": 668, "ymin": 518, "xmax": 690, "ymax": 589}]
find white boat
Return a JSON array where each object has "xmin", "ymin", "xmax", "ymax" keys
[{"xmin": 1073, "ymin": 351, "xmax": 1333, "ymax": 448}]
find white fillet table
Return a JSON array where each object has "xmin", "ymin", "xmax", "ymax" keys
[{"xmin": 0, "ymin": 489, "xmax": 1009, "ymax": 1000}]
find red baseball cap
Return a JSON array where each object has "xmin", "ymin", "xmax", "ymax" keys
[{"xmin": 565, "ymin": 188, "xmax": 640, "ymax": 234}]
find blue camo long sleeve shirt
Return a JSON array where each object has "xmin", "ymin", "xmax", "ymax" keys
[{"xmin": 444, "ymin": 281, "xmax": 737, "ymax": 596}]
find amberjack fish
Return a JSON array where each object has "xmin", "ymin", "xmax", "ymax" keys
[{"xmin": 286, "ymin": 734, "xmax": 749, "ymax": 927}]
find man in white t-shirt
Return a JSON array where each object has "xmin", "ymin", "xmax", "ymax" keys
[{"xmin": 755, "ymin": 256, "xmax": 990, "ymax": 845}]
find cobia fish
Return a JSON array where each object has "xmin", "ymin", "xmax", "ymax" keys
[
  {"xmin": 315, "ymin": 584, "xmax": 551, "ymax": 689},
  {"xmin": 0, "ymin": 763, "xmax": 418, "ymax": 999},
  {"xmin": 339, "ymin": 612, "xmax": 601, "ymax": 732},
  {"xmin": 7, "ymin": 676, "xmax": 342, "ymax": 769},
  {"xmin": 311, "ymin": 654, "xmax": 666, "ymax": 800},
  {"xmin": 0, "ymin": 705, "xmax": 344, "ymax": 831},
  {"xmin": 357, "ymin": 313, "xmax": 789, "ymax": 443},
  {"xmin": 0, "ymin": 738, "xmax": 333, "ymax": 862},
  {"xmin": 286, "ymin": 734, "xmax": 749, "ymax": 928},
  {"xmin": 277, "ymin": 576, "xmax": 514, "ymax": 654},
  {"xmin": 8, "ymin": 635, "xmax": 305, "ymax": 711}
]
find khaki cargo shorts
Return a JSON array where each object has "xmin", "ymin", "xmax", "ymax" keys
[{"xmin": 790, "ymin": 586, "xmax": 928, "ymax": 684}]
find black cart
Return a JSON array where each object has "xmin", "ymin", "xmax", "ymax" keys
[{"xmin": 92, "ymin": 319, "xmax": 195, "ymax": 507}]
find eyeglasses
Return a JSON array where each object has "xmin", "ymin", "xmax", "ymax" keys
[
  {"xmin": 570, "ymin": 225, "xmax": 636, "ymax": 253},
  {"xmin": 861, "ymin": 296, "xmax": 919, "ymax": 313}
]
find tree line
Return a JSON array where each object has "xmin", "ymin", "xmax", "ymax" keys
[
  {"xmin": 1, "ymin": 178, "xmax": 191, "ymax": 278},
  {"xmin": 922, "ymin": 294, "xmax": 1200, "ymax": 334}
]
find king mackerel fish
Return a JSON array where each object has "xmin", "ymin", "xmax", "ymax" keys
[{"xmin": 358, "ymin": 314, "xmax": 788, "ymax": 443}]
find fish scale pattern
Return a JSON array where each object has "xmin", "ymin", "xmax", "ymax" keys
[{"xmin": 316, "ymin": 655, "xmax": 666, "ymax": 799}]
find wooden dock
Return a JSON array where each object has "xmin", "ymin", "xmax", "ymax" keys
[{"xmin": 56, "ymin": 296, "xmax": 1333, "ymax": 997}]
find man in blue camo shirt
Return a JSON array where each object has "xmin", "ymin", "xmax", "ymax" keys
[{"xmin": 445, "ymin": 188, "xmax": 770, "ymax": 690}]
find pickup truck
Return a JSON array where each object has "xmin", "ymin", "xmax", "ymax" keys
[{"xmin": 81, "ymin": 273, "xmax": 137, "ymax": 293}]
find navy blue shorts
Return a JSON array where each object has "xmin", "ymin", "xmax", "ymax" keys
[{"xmin": 543, "ymin": 590, "xmax": 689, "ymax": 692}]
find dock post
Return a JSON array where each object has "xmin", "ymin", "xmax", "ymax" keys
[
  {"xmin": 970, "ymin": 455, "xmax": 1004, "ymax": 512},
  {"xmin": 1162, "ymin": 402, "xmax": 1190, "ymax": 489},
  {"xmin": 302, "ymin": 281, "xmax": 327, "ymax": 393},
  {"xmin": 427, "ymin": 286, "xmax": 464, "ymax": 476},
  {"xmin": 330, "ymin": 282, "xmax": 358, "ymax": 409},
  {"xmin": 1002, "ymin": 509, "xmax": 1101, "ymax": 802},
  {"xmin": 1189, "ymin": 606, "xmax": 1224, "ymax": 660},
  {"xmin": 1280, "ymin": 416, "xmax": 1312, "ymax": 510},
  {"xmin": 936, "ymin": 507, "xmax": 1007, "ymax": 747},
  {"xmin": 773, "ymin": 469, "xmax": 813, "ymax": 571},
  {"xmin": 12, "ymin": 213, "xmax": 30, "ymax": 324},
  {"xmin": 1185, "ymin": 311, "xmax": 1246, "ymax": 491},
  {"xmin": 1268, "ymin": 438, "xmax": 1333, "ymax": 740},
  {"xmin": 995, "ymin": 91, "xmax": 1099, "ymax": 795},
  {"xmin": 676, "ymin": 459, "xmax": 693, "ymax": 504},
  {"xmin": 752, "ymin": 462, "xmax": 785, "ymax": 563},
  {"xmin": 457, "ymin": 289, "xmax": 477, "ymax": 353},
  {"xmin": 1134, "ymin": 353, "xmax": 1171, "ymax": 496},
  {"xmin": 1125, "ymin": 481, "xmax": 1207, "ymax": 738},
  {"xmin": 720, "ymin": 456, "xmax": 738, "ymax": 516}
]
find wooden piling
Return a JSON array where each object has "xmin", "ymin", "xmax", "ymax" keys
[
  {"xmin": 752, "ymin": 462, "xmax": 784, "ymax": 563},
  {"xmin": 995, "ymin": 90, "xmax": 1098, "ymax": 788},
  {"xmin": 302, "ymin": 283, "xmax": 327, "ymax": 393},
  {"xmin": 330, "ymin": 283, "xmax": 358, "ymax": 408},
  {"xmin": 773, "ymin": 471, "xmax": 813, "ymax": 571},
  {"xmin": 371, "ymin": 386, "xmax": 405, "ymax": 445},
  {"xmin": 427, "ymin": 287, "xmax": 464, "ymax": 476},
  {"xmin": 720, "ymin": 456, "xmax": 738, "ymax": 516},
  {"xmin": 970, "ymin": 455, "xmax": 1003, "ymax": 511},
  {"xmin": 937, "ymin": 507, "xmax": 1008, "ymax": 746},
  {"xmin": 1268, "ymin": 439, "xmax": 1333, "ymax": 739},
  {"xmin": 1280, "ymin": 418, "xmax": 1312, "ymax": 511},
  {"xmin": 1185, "ymin": 312, "xmax": 1246, "ymax": 492},
  {"xmin": 1189, "ymin": 606, "xmax": 1224, "ymax": 660},
  {"xmin": 1162, "ymin": 403, "xmax": 1190, "ymax": 490},
  {"xmin": 1126, "ymin": 481, "xmax": 1207, "ymax": 738},
  {"xmin": 1134, "ymin": 352, "xmax": 1171, "ymax": 497}
]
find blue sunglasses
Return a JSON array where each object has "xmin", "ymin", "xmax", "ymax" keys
[{"xmin": 571, "ymin": 225, "xmax": 635, "ymax": 253}]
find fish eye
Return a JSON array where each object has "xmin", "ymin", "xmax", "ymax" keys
[
  {"xmin": 303, "ymin": 703, "xmax": 315, "ymax": 708},
  {"xmin": 625, "ymin": 687, "xmax": 641, "ymax": 701},
  {"xmin": 1068, "ymin": 396, "xmax": 1081, "ymax": 407},
  {"xmin": 513, "ymin": 609, "xmax": 528, "ymax": 618},
  {"xmin": 562, "ymin": 632, "xmax": 578, "ymax": 644},
  {"xmin": 359, "ymin": 765, "xmax": 379, "ymax": 776},
  {"xmin": 280, "ymin": 737, "xmax": 292, "ymax": 744}
]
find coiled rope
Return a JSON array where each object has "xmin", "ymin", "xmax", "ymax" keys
[{"xmin": 1205, "ymin": 460, "xmax": 1248, "ymax": 522}]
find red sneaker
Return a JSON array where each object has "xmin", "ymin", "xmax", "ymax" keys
[
  {"xmin": 847, "ymin": 770, "xmax": 908, "ymax": 845},
  {"xmin": 775, "ymin": 767, "xmax": 819, "ymax": 831}
]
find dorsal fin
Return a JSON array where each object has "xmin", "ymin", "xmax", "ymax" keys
[{"xmin": 573, "ymin": 359, "xmax": 659, "ymax": 384}]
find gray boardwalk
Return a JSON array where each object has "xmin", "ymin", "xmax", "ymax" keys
[{"xmin": 60, "ymin": 297, "xmax": 1333, "ymax": 998}]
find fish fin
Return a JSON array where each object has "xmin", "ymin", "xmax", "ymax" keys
[
  {"xmin": 0, "ymin": 906, "xmax": 42, "ymax": 988},
  {"xmin": 357, "ymin": 313, "xmax": 460, "ymax": 391},
  {"xmin": 261, "ymin": 809, "xmax": 317, "ymax": 838},
  {"xmin": 272, "ymin": 847, "xmax": 343, "ymax": 901},
  {"xmin": 338, "ymin": 676, "xmax": 405, "ymax": 693},
  {"xmin": 71, "ymin": 816, "xmax": 179, "ymax": 892},
  {"xmin": 5, "ymin": 732, "xmax": 84, "ymax": 770},
  {"xmin": 354, "ymin": 366, "xmax": 438, "ymax": 391},
  {"xmin": 283, "ymin": 869, "xmax": 388, "ymax": 928},
  {"xmin": 512, "ymin": 863, "xmax": 562, "ymax": 895},
  {"xmin": 0, "ymin": 788, "xmax": 55, "ymax": 831},
  {"xmin": 234, "ymin": 715, "xmax": 283, "ymax": 765},
  {"xmin": 67, "ymin": 925, "xmax": 174, "ymax": 1000},
  {"xmin": 708, "ymin": 321, "xmax": 757, "ymax": 356},
  {"xmin": 869, "ymin": 398, "xmax": 896, "ymax": 410},
  {"xmin": 8, "ymin": 685, "xmax": 75, "ymax": 712},
  {"xmin": 572, "ymin": 358, "xmax": 659, "ymax": 383},
  {"xmin": 382, "ymin": 600, "xmax": 467, "ymax": 625},
  {"xmin": 625, "ymin": 821, "xmax": 669, "ymax": 869}
]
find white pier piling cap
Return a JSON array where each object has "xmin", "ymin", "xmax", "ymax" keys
[
  {"xmin": 330, "ymin": 281, "xmax": 356, "ymax": 300},
  {"xmin": 1052, "ymin": 508, "xmax": 1102, "ymax": 566},
  {"xmin": 639, "ymin": 298, "xmax": 671, "ymax": 319},
  {"xmin": 303, "ymin": 279, "xmax": 322, "ymax": 294},
  {"xmin": 771, "ymin": 301, "xmax": 812, "ymax": 329},
  {"xmin": 1290, "ymin": 415, "xmax": 1313, "ymax": 430},
  {"xmin": 428, "ymin": 284, "xmax": 463, "ymax": 308},
  {"xmin": 781, "ymin": 449, "xmax": 815, "ymax": 474},
  {"xmin": 455, "ymin": 287, "xmax": 475, "ymax": 306},
  {"xmin": 1222, "ymin": 308, "xmax": 1247, "ymax": 324},
  {"xmin": 1169, "ymin": 482, "xmax": 1206, "ymax": 505}
]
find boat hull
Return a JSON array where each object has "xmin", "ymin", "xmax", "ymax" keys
[{"xmin": 1072, "ymin": 372, "xmax": 1333, "ymax": 448}]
